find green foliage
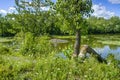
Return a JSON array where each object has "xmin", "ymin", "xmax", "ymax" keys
[
  {"xmin": 55, "ymin": 0, "xmax": 93, "ymax": 33},
  {"xmin": 0, "ymin": 51, "xmax": 120, "ymax": 80},
  {"xmin": 0, "ymin": 35, "xmax": 120, "ymax": 80},
  {"xmin": 0, "ymin": 15, "xmax": 15, "ymax": 37},
  {"xmin": 87, "ymin": 16, "xmax": 120, "ymax": 34},
  {"xmin": 0, "ymin": 44, "xmax": 11, "ymax": 55},
  {"xmin": 1, "ymin": 1, "xmax": 120, "ymax": 37},
  {"xmin": 0, "ymin": 54, "xmax": 35, "ymax": 80},
  {"xmin": 19, "ymin": 32, "xmax": 36, "ymax": 55},
  {"xmin": 61, "ymin": 45, "xmax": 73, "ymax": 59},
  {"xmin": 13, "ymin": 0, "xmax": 60, "ymax": 36},
  {"xmin": 35, "ymin": 36, "xmax": 54, "ymax": 56},
  {"xmin": 55, "ymin": 0, "xmax": 93, "ymax": 56},
  {"xmin": 15, "ymin": 32, "xmax": 54, "ymax": 56}
]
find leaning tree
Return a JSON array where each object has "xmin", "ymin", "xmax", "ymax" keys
[{"xmin": 55, "ymin": 0, "xmax": 93, "ymax": 57}]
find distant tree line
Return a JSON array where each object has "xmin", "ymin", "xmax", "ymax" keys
[
  {"xmin": 87, "ymin": 16, "xmax": 120, "ymax": 34},
  {"xmin": 0, "ymin": 0, "xmax": 120, "ymax": 37},
  {"xmin": 1, "ymin": 13, "xmax": 120, "ymax": 37}
]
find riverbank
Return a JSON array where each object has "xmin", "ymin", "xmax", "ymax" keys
[{"xmin": 0, "ymin": 34, "xmax": 120, "ymax": 79}]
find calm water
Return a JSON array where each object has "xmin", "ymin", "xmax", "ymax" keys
[
  {"xmin": 1, "ymin": 35, "xmax": 120, "ymax": 59},
  {"xmin": 51, "ymin": 35, "xmax": 120, "ymax": 60}
]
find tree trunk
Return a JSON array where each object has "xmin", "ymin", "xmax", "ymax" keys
[{"xmin": 73, "ymin": 29, "xmax": 81, "ymax": 57}]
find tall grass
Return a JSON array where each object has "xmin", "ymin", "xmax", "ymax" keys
[{"xmin": 0, "ymin": 52, "xmax": 120, "ymax": 80}]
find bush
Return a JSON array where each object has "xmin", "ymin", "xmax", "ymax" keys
[
  {"xmin": 15, "ymin": 32, "xmax": 54, "ymax": 57},
  {"xmin": 0, "ymin": 44, "xmax": 11, "ymax": 55}
]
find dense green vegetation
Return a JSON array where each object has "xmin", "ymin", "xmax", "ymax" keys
[
  {"xmin": 1, "ymin": 13, "xmax": 120, "ymax": 37},
  {"xmin": 0, "ymin": 0, "xmax": 120, "ymax": 80},
  {"xmin": 55, "ymin": 0, "xmax": 93, "ymax": 56},
  {"xmin": 1, "ymin": 34, "xmax": 120, "ymax": 80},
  {"xmin": 87, "ymin": 16, "xmax": 120, "ymax": 34},
  {"xmin": 0, "ymin": 36, "xmax": 120, "ymax": 80},
  {"xmin": 1, "ymin": 1, "xmax": 120, "ymax": 37}
]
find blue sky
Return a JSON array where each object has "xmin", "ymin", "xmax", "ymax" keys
[
  {"xmin": 0, "ymin": 0, "xmax": 120, "ymax": 19},
  {"xmin": 92, "ymin": 0, "xmax": 120, "ymax": 18}
]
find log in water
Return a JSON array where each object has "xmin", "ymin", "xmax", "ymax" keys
[{"xmin": 79, "ymin": 45, "xmax": 107, "ymax": 63}]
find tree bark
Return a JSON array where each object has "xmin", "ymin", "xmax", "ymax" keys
[{"xmin": 73, "ymin": 29, "xmax": 81, "ymax": 57}]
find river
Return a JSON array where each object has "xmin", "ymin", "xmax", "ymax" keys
[
  {"xmin": 1, "ymin": 34, "xmax": 120, "ymax": 60},
  {"xmin": 51, "ymin": 34, "xmax": 120, "ymax": 60}
]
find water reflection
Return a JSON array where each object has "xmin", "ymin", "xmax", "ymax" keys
[
  {"xmin": 94, "ymin": 46, "xmax": 110, "ymax": 58},
  {"xmin": 51, "ymin": 35, "xmax": 120, "ymax": 60},
  {"xmin": 50, "ymin": 39, "xmax": 69, "ymax": 47},
  {"xmin": 94, "ymin": 45, "xmax": 120, "ymax": 60},
  {"xmin": 1, "ymin": 35, "xmax": 120, "ymax": 60}
]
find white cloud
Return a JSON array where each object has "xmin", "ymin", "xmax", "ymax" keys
[
  {"xmin": 0, "ymin": 7, "xmax": 16, "ymax": 15},
  {"xmin": 8, "ymin": 7, "xmax": 16, "ymax": 13},
  {"xmin": 8, "ymin": 7, "xmax": 16, "ymax": 11},
  {"xmin": 41, "ymin": 6, "xmax": 50, "ymax": 11},
  {"xmin": 109, "ymin": 0, "xmax": 120, "ymax": 4},
  {"xmin": 0, "ymin": 9, "xmax": 7, "ymax": 15},
  {"xmin": 92, "ymin": 4, "xmax": 115, "ymax": 19}
]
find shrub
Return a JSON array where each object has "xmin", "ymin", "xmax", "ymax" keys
[
  {"xmin": 0, "ymin": 44, "xmax": 11, "ymax": 55},
  {"xmin": 15, "ymin": 32, "xmax": 54, "ymax": 57}
]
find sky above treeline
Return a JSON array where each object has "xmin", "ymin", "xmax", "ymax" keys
[{"xmin": 0, "ymin": 0, "xmax": 120, "ymax": 19}]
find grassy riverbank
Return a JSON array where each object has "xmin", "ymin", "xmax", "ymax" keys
[
  {"xmin": 0, "ymin": 35, "xmax": 120, "ymax": 80},
  {"xmin": 0, "ymin": 51, "xmax": 120, "ymax": 80}
]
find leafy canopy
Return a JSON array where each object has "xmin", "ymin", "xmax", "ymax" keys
[{"xmin": 55, "ymin": 0, "xmax": 93, "ymax": 32}]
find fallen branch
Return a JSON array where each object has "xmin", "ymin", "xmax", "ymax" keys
[{"xmin": 79, "ymin": 45, "xmax": 107, "ymax": 63}]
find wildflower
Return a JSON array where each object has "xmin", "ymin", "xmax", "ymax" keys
[
  {"xmin": 83, "ymin": 60, "xmax": 86, "ymax": 63},
  {"xmin": 107, "ymin": 62, "xmax": 111, "ymax": 65},
  {"xmin": 51, "ymin": 72, "xmax": 53, "ymax": 74},
  {"xmin": 57, "ymin": 68, "xmax": 60, "ymax": 71},
  {"xmin": 68, "ymin": 72, "xmax": 72, "ymax": 74},
  {"xmin": 46, "ymin": 70, "xmax": 48, "ymax": 72},
  {"xmin": 89, "ymin": 68, "xmax": 92, "ymax": 71},
  {"xmin": 84, "ymin": 75, "xmax": 87, "ymax": 78}
]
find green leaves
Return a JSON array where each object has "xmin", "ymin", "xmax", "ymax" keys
[
  {"xmin": 55, "ymin": 0, "xmax": 93, "ymax": 33},
  {"xmin": 87, "ymin": 16, "xmax": 120, "ymax": 34}
]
